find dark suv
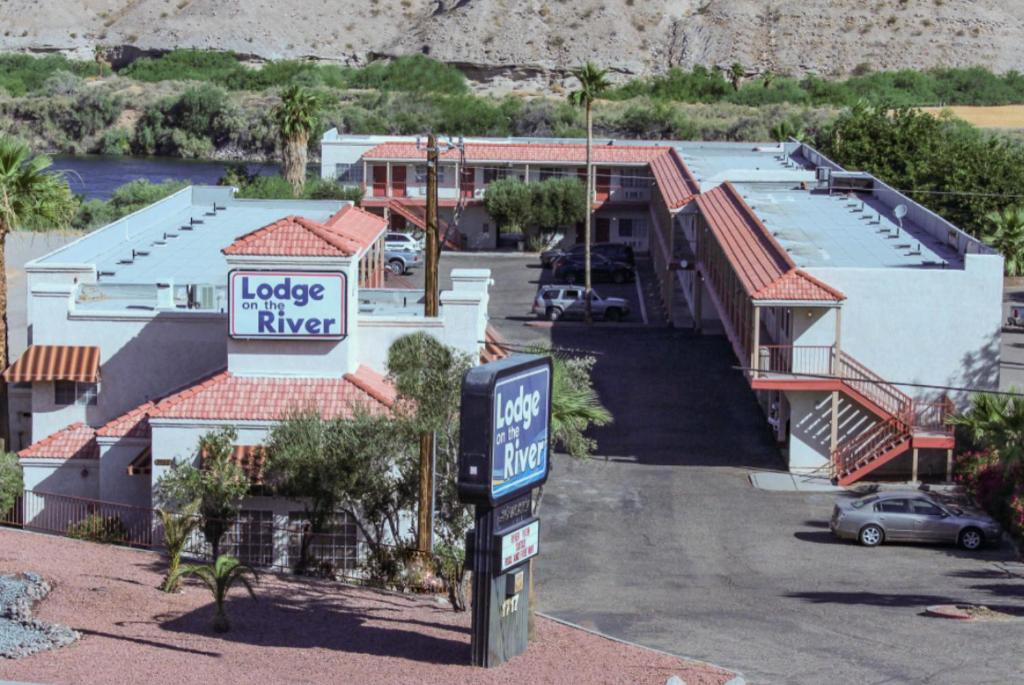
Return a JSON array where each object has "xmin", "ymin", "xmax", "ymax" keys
[
  {"xmin": 552, "ymin": 253, "xmax": 635, "ymax": 285},
  {"xmin": 542, "ymin": 242, "xmax": 636, "ymax": 269}
]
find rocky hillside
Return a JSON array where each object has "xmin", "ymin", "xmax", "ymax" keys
[{"xmin": 3, "ymin": 0, "xmax": 1024, "ymax": 91}]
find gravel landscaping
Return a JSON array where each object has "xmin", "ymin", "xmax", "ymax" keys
[
  {"xmin": 0, "ymin": 572, "xmax": 79, "ymax": 659},
  {"xmin": 0, "ymin": 528, "xmax": 736, "ymax": 684}
]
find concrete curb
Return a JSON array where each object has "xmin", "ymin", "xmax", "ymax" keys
[{"xmin": 536, "ymin": 612, "xmax": 746, "ymax": 685}]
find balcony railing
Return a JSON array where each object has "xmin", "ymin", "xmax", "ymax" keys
[
  {"xmin": 912, "ymin": 396, "xmax": 956, "ymax": 436},
  {"xmin": 754, "ymin": 345, "xmax": 834, "ymax": 376}
]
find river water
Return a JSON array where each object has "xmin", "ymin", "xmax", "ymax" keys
[{"xmin": 51, "ymin": 155, "xmax": 281, "ymax": 200}]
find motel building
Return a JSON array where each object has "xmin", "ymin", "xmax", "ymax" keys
[
  {"xmin": 319, "ymin": 130, "xmax": 700, "ymax": 251},
  {"xmin": 5, "ymin": 185, "xmax": 495, "ymax": 566},
  {"xmin": 323, "ymin": 132, "xmax": 1004, "ymax": 484}
]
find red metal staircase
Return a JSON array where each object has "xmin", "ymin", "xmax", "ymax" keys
[{"xmin": 750, "ymin": 346, "xmax": 954, "ymax": 485}]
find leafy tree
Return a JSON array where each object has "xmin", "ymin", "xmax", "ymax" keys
[
  {"xmin": 530, "ymin": 177, "xmax": 587, "ymax": 239},
  {"xmin": 75, "ymin": 179, "xmax": 188, "ymax": 230},
  {"xmin": 980, "ymin": 206, "xmax": 1024, "ymax": 276},
  {"xmin": 484, "ymin": 178, "xmax": 533, "ymax": 234},
  {"xmin": 0, "ymin": 451, "xmax": 23, "ymax": 518},
  {"xmin": 154, "ymin": 427, "xmax": 251, "ymax": 561},
  {"xmin": 387, "ymin": 333, "xmax": 474, "ymax": 609},
  {"xmin": 0, "ymin": 138, "xmax": 77, "ymax": 444},
  {"xmin": 157, "ymin": 500, "xmax": 201, "ymax": 593},
  {"xmin": 274, "ymin": 85, "xmax": 321, "ymax": 195},
  {"xmin": 264, "ymin": 409, "xmax": 349, "ymax": 574},
  {"xmin": 170, "ymin": 555, "xmax": 258, "ymax": 633},
  {"xmin": 568, "ymin": 62, "xmax": 611, "ymax": 324}
]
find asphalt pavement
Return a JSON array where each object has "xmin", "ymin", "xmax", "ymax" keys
[{"xmin": 457, "ymin": 253, "xmax": 1024, "ymax": 685}]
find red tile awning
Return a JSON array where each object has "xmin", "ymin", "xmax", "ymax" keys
[
  {"xmin": 3, "ymin": 345, "xmax": 100, "ymax": 383},
  {"xmin": 127, "ymin": 447, "xmax": 152, "ymax": 476}
]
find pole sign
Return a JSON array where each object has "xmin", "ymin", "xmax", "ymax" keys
[
  {"xmin": 459, "ymin": 354, "xmax": 552, "ymax": 669},
  {"xmin": 459, "ymin": 355, "xmax": 551, "ymax": 506},
  {"xmin": 228, "ymin": 270, "xmax": 346, "ymax": 340}
]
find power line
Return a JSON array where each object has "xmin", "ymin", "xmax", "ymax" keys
[
  {"xmin": 478, "ymin": 338, "xmax": 606, "ymax": 357},
  {"xmin": 731, "ymin": 366, "xmax": 1024, "ymax": 398}
]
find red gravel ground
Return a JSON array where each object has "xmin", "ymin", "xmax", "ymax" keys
[{"xmin": 0, "ymin": 529, "xmax": 736, "ymax": 685}]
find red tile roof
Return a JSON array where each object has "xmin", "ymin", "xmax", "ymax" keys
[
  {"xmin": 480, "ymin": 324, "xmax": 510, "ymax": 364},
  {"xmin": 223, "ymin": 206, "xmax": 385, "ymax": 258},
  {"xmin": 96, "ymin": 401, "xmax": 156, "ymax": 439},
  {"xmin": 19, "ymin": 422, "xmax": 98, "ymax": 461},
  {"xmin": 147, "ymin": 368, "xmax": 394, "ymax": 422},
  {"xmin": 695, "ymin": 183, "xmax": 844, "ymax": 303},
  {"xmin": 362, "ymin": 142, "xmax": 699, "ymax": 211},
  {"xmin": 3, "ymin": 345, "xmax": 100, "ymax": 383}
]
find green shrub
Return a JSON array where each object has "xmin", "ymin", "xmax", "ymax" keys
[
  {"xmin": 0, "ymin": 452, "xmax": 22, "ymax": 519},
  {"xmin": 120, "ymin": 49, "xmax": 244, "ymax": 84},
  {"xmin": 99, "ymin": 127, "xmax": 132, "ymax": 155},
  {"xmin": 0, "ymin": 54, "xmax": 104, "ymax": 96},
  {"xmin": 348, "ymin": 55, "xmax": 468, "ymax": 95},
  {"xmin": 132, "ymin": 85, "xmax": 236, "ymax": 156},
  {"xmin": 68, "ymin": 512, "xmax": 129, "ymax": 544},
  {"xmin": 42, "ymin": 70, "xmax": 85, "ymax": 97},
  {"xmin": 74, "ymin": 179, "xmax": 188, "ymax": 230}
]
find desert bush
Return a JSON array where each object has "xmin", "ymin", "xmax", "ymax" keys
[
  {"xmin": 0, "ymin": 54, "xmax": 104, "ymax": 96},
  {"xmin": 42, "ymin": 70, "xmax": 85, "ymax": 97},
  {"xmin": 133, "ymin": 85, "xmax": 236, "ymax": 156},
  {"xmin": 67, "ymin": 513, "xmax": 129, "ymax": 544},
  {"xmin": 99, "ymin": 127, "xmax": 132, "ymax": 155}
]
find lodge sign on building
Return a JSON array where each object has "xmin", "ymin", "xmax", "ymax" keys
[{"xmin": 229, "ymin": 270, "xmax": 347, "ymax": 340}]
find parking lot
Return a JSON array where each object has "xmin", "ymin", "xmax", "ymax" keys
[{"xmin": 436, "ymin": 253, "xmax": 1024, "ymax": 684}]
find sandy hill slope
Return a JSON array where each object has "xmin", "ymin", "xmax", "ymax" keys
[{"xmin": 3, "ymin": 0, "xmax": 1024, "ymax": 91}]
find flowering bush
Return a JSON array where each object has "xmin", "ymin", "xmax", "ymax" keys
[{"xmin": 956, "ymin": 449, "xmax": 1023, "ymax": 540}]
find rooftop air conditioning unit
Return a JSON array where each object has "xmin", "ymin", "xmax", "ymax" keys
[
  {"xmin": 197, "ymin": 284, "xmax": 216, "ymax": 310},
  {"xmin": 828, "ymin": 171, "xmax": 875, "ymax": 194}
]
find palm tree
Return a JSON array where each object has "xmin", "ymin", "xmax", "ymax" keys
[
  {"xmin": 568, "ymin": 63, "xmax": 611, "ymax": 324},
  {"xmin": 549, "ymin": 352, "xmax": 613, "ymax": 458},
  {"xmin": 0, "ymin": 137, "xmax": 77, "ymax": 447},
  {"xmin": 948, "ymin": 390, "xmax": 1024, "ymax": 465},
  {"xmin": 728, "ymin": 62, "xmax": 745, "ymax": 92},
  {"xmin": 157, "ymin": 500, "xmax": 201, "ymax": 593},
  {"xmin": 274, "ymin": 86, "xmax": 320, "ymax": 196},
  {"xmin": 169, "ymin": 555, "xmax": 258, "ymax": 633},
  {"xmin": 770, "ymin": 119, "xmax": 806, "ymax": 144},
  {"xmin": 980, "ymin": 206, "xmax": 1024, "ymax": 277}
]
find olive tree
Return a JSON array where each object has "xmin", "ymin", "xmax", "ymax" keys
[{"xmin": 155, "ymin": 427, "xmax": 250, "ymax": 561}]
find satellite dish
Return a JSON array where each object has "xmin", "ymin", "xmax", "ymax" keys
[{"xmin": 894, "ymin": 203, "xmax": 908, "ymax": 231}]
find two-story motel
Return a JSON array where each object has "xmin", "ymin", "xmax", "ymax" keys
[
  {"xmin": 323, "ymin": 132, "xmax": 1003, "ymax": 484},
  {"xmin": 5, "ymin": 185, "xmax": 494, "ymax": 565}
]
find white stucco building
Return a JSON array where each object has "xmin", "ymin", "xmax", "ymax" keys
[
  {"xmin": 655, "ymin": 142, "xmax": 1003, "ymax": 483},
  {"xmin": 6, "ymin": 185, "xmax": 493, "ymax": 563}
]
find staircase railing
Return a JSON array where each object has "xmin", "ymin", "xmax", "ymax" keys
[
  {"xmin": 912, "ymin": 395, "xmax": 956, "ymax": 436},
  {"xmin": 834, "ymin": 351, "xmax": 912, "ymax": 419},
  {"xmin": 832, "ymin": 412, "xmax": 912, "ymax": 478}
]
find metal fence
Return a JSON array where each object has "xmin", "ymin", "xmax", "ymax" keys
[{"xmin": 0, "ymin": 491, "xmax": 390, "ymax": 584}]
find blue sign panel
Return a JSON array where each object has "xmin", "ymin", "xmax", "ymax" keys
[{"xmin": 491, "ymin": 365, "xmax": 550, "ymax": 499}]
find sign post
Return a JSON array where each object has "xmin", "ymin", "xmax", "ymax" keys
[{"xmin": 458, "ymin": 354, "xmax": 551, "ymax": 668}]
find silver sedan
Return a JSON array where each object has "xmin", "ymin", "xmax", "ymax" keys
[{"xmin": 830, "ymin": 491, "xmax": 1002, "ymax": 551}]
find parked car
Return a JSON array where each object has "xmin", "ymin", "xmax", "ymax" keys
[
  {"xmin": 552, "ymin": 253, "xmax": 635, "ymax": 285},
  {"xmin": 542, "ymin": 242, "xmax": 636, "ymax": 269},
  {"xmin": 385, "ymin": 232, "xmax": 424, "ymax": 252},
  {"xmin": 532, "ymin": 285, "xmax": 630, "ymax": 321},
  {"xmin": 830, "ymin": 491, "xmax": 1001, "ymax": 550},
  {"xmin": 385, "ymin": 247, "xmax": 422, "ymax": 275}
]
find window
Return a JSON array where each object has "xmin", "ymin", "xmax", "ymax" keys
[
  {"xmin": 539, "ymin": 167, "xmax": 559, "ymax": 181},
  {"xmin": 910, "ymin": 500, "xmax": 944, "ymax": 516},
  {"xmin": 220, "ymin": 510, "xmax": 274, "ymax": 567},
  {"xmin": 483, "ymin": 168, "xmax": 507, "ymax": 184},
  {"xmin": 564, "ymin": 289, "xmax": 580, "ymax": 300},
  {"xmin": 288, "ymin": 512, "xmax": 358, "ymax": 572},
  {"xmin": 415, "ymin": 165, "xmax": 449, "ymax": 185},
  {"xmin": 542, "ymin": 290, "xmax": 557, "ymax": 300},
  {"xmin": 619, "ymin": 219, "xmax": 634, "ymax": 237},
  {"xmin": 620, "ymin": 167, "xmax": 646, "ymax": 188},
  {"xmin": 334, "ymin": 163, "xmax": 363, "ymax": 183},
  {"xmin": 482, "ymin": 222, "xmax": 491, "ymax": 235},
  {"xmin": 876, "ymin": 499, "xmax": 908, "ymax": 513},
  {"xmin": 54, "ymin": 381, "xmax": 98, "ymax": 406}
]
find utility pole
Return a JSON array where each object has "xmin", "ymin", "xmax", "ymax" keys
[
  {"xmin": 417, "ymin": 133, "xmax": 440, "ymax": 556},
  {"xmin": 414, "ymin": 132, "xmax": 464, "ymax": 557}
]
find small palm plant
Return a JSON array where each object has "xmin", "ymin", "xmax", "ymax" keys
[
  {"xmin": 170, "ymin": 555, "xmax": 258, "ymax": 633},
  {"xmin": 157, "ymin": 500, "xmax": 201, "ymax": 593}
]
